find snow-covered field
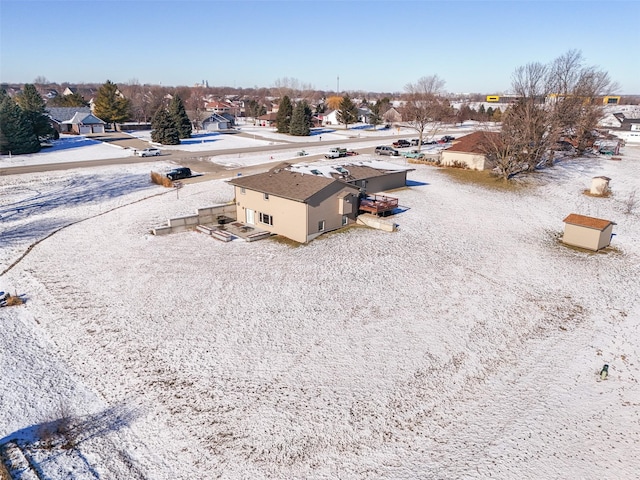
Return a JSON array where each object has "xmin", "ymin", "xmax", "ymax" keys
[{"xmin": 1, "ymin": 138, "xmax": 639, "ymax": 479}]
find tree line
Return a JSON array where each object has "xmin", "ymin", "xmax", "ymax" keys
[{"xmin": 2, "ymin": 51, "xmax": 621, "ymax": 159}]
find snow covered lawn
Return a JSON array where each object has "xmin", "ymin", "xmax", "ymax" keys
[{"xmin": 1, "ymin": 146, "xmax": 639, "ymax": 479}]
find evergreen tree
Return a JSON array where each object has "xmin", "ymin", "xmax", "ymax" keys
[
  {"xmin": 93, "ymin": 80, "xmax": 130, "ymax": 129},
  {"xmin": 246, "ymin": 99, "xmax": 263, "ymax": 119},
  {"xmin": 168, "ymin": 94, "xmax": 192, "ymax": 139},
  {"xmin": 276, "ymin": 95, "xmax": 292, "ymax": 133},
  {"xmin": 151, "ymin": 107, "xmax": 180, "ymax": 145},
  {"xmin": 48, "ymin": 92, "xmax": 88, "ymax": 107},
  {"xmin": 0, "ymin": 90, "xmax": 41, "ymax": 154},
  {"xmin": 16, "ymin": 84, "xmax": 54, "ymax": 140},
  {"xmin": 289, "ymin": 101, "xmax": 311, "ymax": 136},
  {"xmin": 369, "ymin": 102, "xmax": 382, "ymax": 129},
  {"xmin": 336, "ymin": 95, "xmax": 358, "ymax": 129}
]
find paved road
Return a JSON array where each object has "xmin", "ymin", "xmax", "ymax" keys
[{"xmin": 0, "ymin": 130, "xmax": 416, "ymax": 178}]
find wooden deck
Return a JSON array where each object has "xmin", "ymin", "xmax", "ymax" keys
[{"xmin": 358, "ymin": 194, "xmax": 399, "ymax": 215}]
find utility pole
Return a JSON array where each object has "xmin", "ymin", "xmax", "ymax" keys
[{"xmin": 337, "ymin": 75, "xmax": 340, "ymax": 94}]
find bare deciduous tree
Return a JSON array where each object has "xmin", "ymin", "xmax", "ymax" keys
[
  {"xmin": 273, "ymin": 77, "xmax": 301, "ymax": 100},
  {"xmin": 401, "ymin": 75, "xmax": 449, "ymax": 147},
  {"xmin": 479, "ymin": 130, "xmax": 529, "ymax": 180},
  {"xmin": 491, "ymin": 51, "xmax": 618, "ymax": 179},
  {"xmin": 186, "ymin": 90, "xmax": 207, "ymax": 131},
  {"xmin": 548, "ymin": 50, "xmax": 618, "ymax": 155}
]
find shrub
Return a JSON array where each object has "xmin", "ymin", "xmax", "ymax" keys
[
  {"xmin": 150, "ymin": 171, "xmax": 173, "ymax": 188},
  {"xmin": 450, "ymin": 160, "xmax": 468, "ymax": 169},
  {"xmin": 624, "ymin": 189, "xmax": 637, "ymax": 214},
  {"xmin": 5, "ymin": 295, "xmax": 23, "ymax": 306}
]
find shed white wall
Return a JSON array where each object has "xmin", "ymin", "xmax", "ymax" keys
[{"xmin": 562, "ymin": 224, "xmax": 612, "ymax": 251}]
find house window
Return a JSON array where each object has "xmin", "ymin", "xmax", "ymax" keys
[
  {"xmin": 342, "ymin": 215, "xmax": 348, "ymax": 226},
  {"xmin": 264, "ymin": 193, "xmax": 269, "ymax": 200},
  {"xmin": 259, "ymin": 212, "xmax": 273, "ymax": 225},
  {"xmin": 240, "ymin": 187, "xmax": 245, "ymax": 194},
  {"xmin": 318, "ymin": 220, "xmax": 325, "ymax": 232}
]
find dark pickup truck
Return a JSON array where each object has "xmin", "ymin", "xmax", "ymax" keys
[{"xmin": 392, "ymin": 139, "xmax": 411, "ymax": 148}]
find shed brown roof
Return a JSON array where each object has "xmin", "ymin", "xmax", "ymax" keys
[
  {"xmin": 227, "ymin": 168, "xmax": 358, "ymax": 202},
  {"xmin": 563, "ymin": 213, "xmax": 613, "ymax": 230},
  {"xmin": 446, "ymin": 131, "xmax": 500, "ymax": 154}
]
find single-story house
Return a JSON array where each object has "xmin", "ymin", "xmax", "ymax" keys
[
  {"xmin": 257, "ymin": 112, "xmax": 278, "ymax": 127},
  {"xmin": 441, "ymin": 131, "xmax": 499, "ymax": 170},
  {"xmin": 382, "ymin": 107, "xmax": 403, "ymax": 125},
  {"xmin": 227, "ymin": 167, "xmax": 361, "ymax": 243},
  {"xmin": 321, "ymin": 110, "xmax": 340, "ymax": 126},
  {"xmin": 202, "ymin": 113, "xmax": 231, "ymax": 131},
  {"xmin": 47, "ymin": 107, "xmax": 106, "ymax": 134},
  {"xmin": 607, "ymin": 113, "xmax": 640, "ymax": 144},
  {"xmin": 562, "ymin": 213, "xmax": 615, "ymax": 251},
  {"xmin": 357, "ymin": 107, "xmax": 372, "ymax": 124}
]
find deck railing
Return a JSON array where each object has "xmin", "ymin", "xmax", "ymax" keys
[{"xmin": 359, "ymin": 194, "xmax": 399, "ymax": 214}]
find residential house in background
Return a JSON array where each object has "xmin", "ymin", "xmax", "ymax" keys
[
  {"xmin": 205, "ymin": 100, "xmax": 232, "ymax": 114},
  {"xmin": 357, "ymin": 107, "xmax": 372, "ymax": 124},
  {"xmin": 382, "ymin": 107, "xmax": 402, "ymax": 125},
  {"xmin": 47, "ymin": 107, "xmax": 106, "ymax": 134},
  {"xmin": 257, "ymin": 112, "xmax": 278, "ymax": 127},
  {"xmin": 607, "ymin": 112, "xmax": 640, "ymax": 143},
  {"xmin": 440, "ymin": 131, "xmax": 499, "ymax": 170},
  {"xmin": 201, "ymin": 113, "xmax": 232, "ymax": 131}
]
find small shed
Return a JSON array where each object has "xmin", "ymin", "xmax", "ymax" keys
[
  {"xmin": 562, "ymin": 214, "xmax": 615, "ymax": 251},
  {"xmin": 590, "ymin": 176, "xmax": 611, "ymax": 196}
]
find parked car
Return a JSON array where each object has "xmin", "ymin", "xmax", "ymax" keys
[
  {"xmin": 166, "ymin": 167, "xmax": 192, "ymax": 180},
  {"xmin": 392, "ymin": 139, "xmax": 411, "ymax": 148},
  {"xmin": 137, "ymin": 148, "xmax": 161, "ymax": 157},
  {"xmin": 375, "ymin": 146, "xmax": 399, "ymax": 156},
  {"xmin": 402, "ymin": 150, "xmax": 426, "ymax": 160},
  {"xmin": 410, "ymin": 138, "xmax": 420, "ymax": 146},
  {"xmin": 440, "ymin": 135, "xmax": 455, "ymax": 143}
]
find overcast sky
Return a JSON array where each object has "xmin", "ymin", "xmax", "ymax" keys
[{"xmin": 1, "ymin": 0, "xmax": 638, "ymax": 94}]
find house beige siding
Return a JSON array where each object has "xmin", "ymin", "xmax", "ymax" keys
[
  {"xmin": 306, "ymin": 185, "xmax": 358, "ymax": 242},
  {"xmin": 354, "ymin": 171, "xmax": 408, "ymax": 193},
  {"xmin": 235, "ymin": 187, "xmax": 308, "ymax": 243},
  {"xmin": 441, "ymin": 151, "xmax": 487, "ymax": 170},
  {"xmin": 562, "ymin": 223, "xmax": 613, "ymax": 251}
]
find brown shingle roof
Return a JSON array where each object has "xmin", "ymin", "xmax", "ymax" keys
[
  {"xmin": 446, "ymin": 131, "xmax": 500, "ymax": 154},
  {"xmin": 341, "ymin": 165, "xmax": 388, "ymax": 181},
  {"xmin": 258, "ymin": 112, "xmax": 278, "ymax": 121},
  {"xmin": 563, "ymin": 213, "xmax": 613, "ymax": 230},
  {"xmin": 227, "ymin": 169, "xmax": 357, "ymax": 202}
]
